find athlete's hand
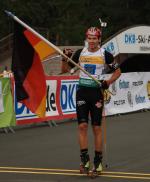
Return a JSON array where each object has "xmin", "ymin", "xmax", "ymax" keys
[
  {"xmin": 101, "ymin": 80, "xmax": 109, "ymax": 90},
  {"xmin": 70, "ymin": 68, "xmax": 75, "ymax": 75},
  {"xmin": 108, "ymin": 62, "xmax": 120, "ymax": 72},
  {"xmin": 63, "ymin": 48, "xmax": 73, "ymax": 58}
]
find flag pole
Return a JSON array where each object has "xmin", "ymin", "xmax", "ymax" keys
[{"xmin": 5, "ymin": 10, "xmax": 102, "ymax": 87}]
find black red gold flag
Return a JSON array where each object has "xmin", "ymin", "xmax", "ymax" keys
[{"xmin": 12, "ymin": 21, "xmax": 56, "ymax": 117}]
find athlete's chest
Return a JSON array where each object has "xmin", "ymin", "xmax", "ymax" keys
[{"xmin": 79, "ymin": 49, "xmax": 105, "ymax": 65}]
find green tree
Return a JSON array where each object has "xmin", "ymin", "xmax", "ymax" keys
[{"xmin": 0, "ymin": 0, "xmax": 150, "ymax": 45}]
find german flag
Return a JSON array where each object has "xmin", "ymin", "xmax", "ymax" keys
[{"xmin": 12, "ymin": 21, "xmax": 56, "ymax": 117}]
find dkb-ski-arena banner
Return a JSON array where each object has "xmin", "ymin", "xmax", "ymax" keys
[
  {"xmin": 102, "ymin": 26, "xmax": 150, "ymax": 56},
  {"xmin": 15, "ymin": 74, "xmax": 150, "ymax": 125}
]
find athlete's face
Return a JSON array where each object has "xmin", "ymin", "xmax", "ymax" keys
[{"xmin": 86, "ymin": 35, "xmax": 100, "ymax": 51}]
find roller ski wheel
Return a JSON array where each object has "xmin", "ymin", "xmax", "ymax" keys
[
  {"xmin": 79, "ymin": 154, "xmax": 90, "ymax": 175},
  {"xmin": 89, "ymin": 160, "xmax": 103, "ymax": 178},
  {"xmin": 79, "ymin": 164, "xmax": 90, "ymax": 175},
  {"xmin": 89, "ymin": 170, "xmax": 101, "ymax": 178}
]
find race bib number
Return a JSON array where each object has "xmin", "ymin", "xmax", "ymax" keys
[{"xmin": 84, "ymin": 64, "xmax": 96, "ymax": 74}]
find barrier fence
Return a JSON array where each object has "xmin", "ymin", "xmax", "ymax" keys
[
  {"xmin": 15, "ymin": 75, "xmax": 78, "ymax": 125},
  {"xmin": 0, "ymin": 74, "xmax": 150, "ymax": 129},
  {"xmin": 0, "ymin": 77, "xmax": 16, "ymax": 128}
]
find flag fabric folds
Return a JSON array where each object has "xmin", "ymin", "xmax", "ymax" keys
[
  {"xmin": 24, "ymin": 30, "xmax": 56, "ymax": 61},
  {"xmin": 12, "ymin": 21, "xmax": 54, "ymax": 117}
]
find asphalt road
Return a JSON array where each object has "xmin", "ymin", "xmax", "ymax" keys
[{"xmin": 0, "ymin": 111, "xmax": 150, "ymax": 182}]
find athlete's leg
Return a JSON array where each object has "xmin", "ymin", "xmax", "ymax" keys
[
  {"xmin": 78, "ymin": 123, "xmax": 90, "ymax": 173},
  {"xmin": 78, "ymin": 123, "xmax": 88, "ymax": 150},
  {"xmin": 76, "ymin": 87, "xmax": 90, "ymax": 172},
  {"xmin": 92, "ymin": 125, "xmax": 102, "ymax": 152},
  {"xmin": 90, "ymin": 89, "xmax": 103, "ymax": 173},
  {"xmin": 76, "ymin": 87, "xmax": 89, "ymax": 150}
]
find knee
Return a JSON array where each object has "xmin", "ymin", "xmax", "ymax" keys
[
  {"xmin": 93, "ymin": 126, "xmax": 102, "ymax": 135},
  {"xmin": 78, "ymin": 123, "xmax": 88, "ymax": 132}
]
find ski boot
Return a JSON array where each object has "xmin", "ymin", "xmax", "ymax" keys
[
  {"xmin": 79, "ymin": 154, "xmax": 90, "ymax": 175},
  {"xmin": 90, "ymin": 157, "xmax": 103, "ymax": 178}
]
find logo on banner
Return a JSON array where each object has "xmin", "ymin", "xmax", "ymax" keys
[
  {"xmin": 15, "ymin": 100, "xmax": 34, "ymax": 119},
  {"xmin": 132, "ymin": 81, "xmax": 143, "ymax": 86},
  {"xmin": 46, "ymin": 80, "xmax": 59, "ymax": 117},
  {"xmin": 127, "ymin": 91, "xmax": 133, "ymax": 107},
  {"xmin": 135, "ymin": 95, "xmax": 146, "ymax": 104},
  {"xmin": 111, "ymin": 82, "xmax": 117, "ymax": 95},
  {"xmin": 119, "ymin": 80, "xmax": 129, "ymax": 89},
  {"xmin": 124, "ymin": 34, "xmax": 150, "ymax": 44},
  {"xmin": 124, "ymin": 34, "xmax": 136, "ymax": 44},
  {"xmin": 104, "ymin": 41, "xmax": 115, "ymax": 55},
  {"xmin": 114, "ymin": 100, "xmax": 125, "ymax": 106},
  {"xmin": 15, "ymin": 80, "xmax": 58, "ymax": 120},
  {"xmin": 46, "ymin": 85, "xmax": 56, "ymax": 112},
  {"xmin": 60, "ymin": 80, "xmax": 78, "ymax": 113},
  {"xmin": 124, "ymin": 33, "xmax": 150, "ymax": 51},
  {"xmin": 147, "ymin": 81, "xmax": 150, "ymax": 100}
]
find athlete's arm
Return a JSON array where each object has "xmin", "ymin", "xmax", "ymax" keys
[
  {"xmin": 106, "ymin": 67, "xmax": 121, "ymax": 86},
  {"xmin": 61, "ymin": 48, "xmax": 73, "ymax": 73},
  {"xmin": 69, "ymin": 48, "xmax": 82, "ymax": 74},
  {"xmin": 102, "ymin": 52, "xmax": 121, "ymax": 88}
]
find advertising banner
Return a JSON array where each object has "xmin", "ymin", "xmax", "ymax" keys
[
  {"xmin": 0, "ymin": 80, "xmax": 4, "ymax": 113},
  {"xmin": 102, "ymin": 26, "xmax": 150, "ymax": 56},
  {"xmin": 104, "ymin": 72, "xmax": 150, "ymax": 115},
  {"xmin": 16, "ymin": 76, "xmax": 78, "ymax": 125},
  {"xmin": 0, "ymin": 78, "xmax": 16, "ymax": 128},
  {"xmin": 15, "ymin": 74, "xmax": 150, "ymax": 125}
]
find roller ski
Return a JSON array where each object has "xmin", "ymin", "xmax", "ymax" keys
[
  {"xmin": 89, "ymin": 157, "xmax": 103, "ymax": 178},
  {"xmin": 79, "ymin": 154, "xmax": 90, "ymax": 175}
]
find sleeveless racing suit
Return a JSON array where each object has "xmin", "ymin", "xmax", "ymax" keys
[{"xmin": 75, "ymin": 47, "xmax": 113, "ymax": 125}]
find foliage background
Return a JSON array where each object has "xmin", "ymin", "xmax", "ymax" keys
[{"xmin": 0, "ymin": 0, "xmax": 150, "ymax": 45}]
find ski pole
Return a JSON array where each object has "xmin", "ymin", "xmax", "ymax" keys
[{"xmin": 102, "ymin": 106, "xmax": 109, "ymax": 168}]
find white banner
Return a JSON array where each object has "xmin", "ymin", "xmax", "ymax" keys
[
  {"xmin": 46, "ymin": 80, "xmax": 59, "ymax": 117},
  {"xmin": 0, "ymin": 81, "xmax": 4, "ymax": 113},
  {"xmin": 104, "ymin": 72, "xmax": 150, "ymax": 115},
  {"xmin": 102, "ymin": 26, "xmax": 150, "ymax": 56},
  {"xmin": 102, "ymin": 37, "xmax": 119, "ymax": 57}
]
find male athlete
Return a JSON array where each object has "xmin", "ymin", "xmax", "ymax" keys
[{"xmin": 63, "ymin": 27, "xmax": 121, "ymax": 174}]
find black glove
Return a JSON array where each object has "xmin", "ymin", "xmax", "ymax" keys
[
  {"xmin": 109, "ymin": 62, "xmax": 119, "ymax": 72},
  {"xmin": 101, "ymin": 80, "xmax": 109, "ymax": 90}
]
